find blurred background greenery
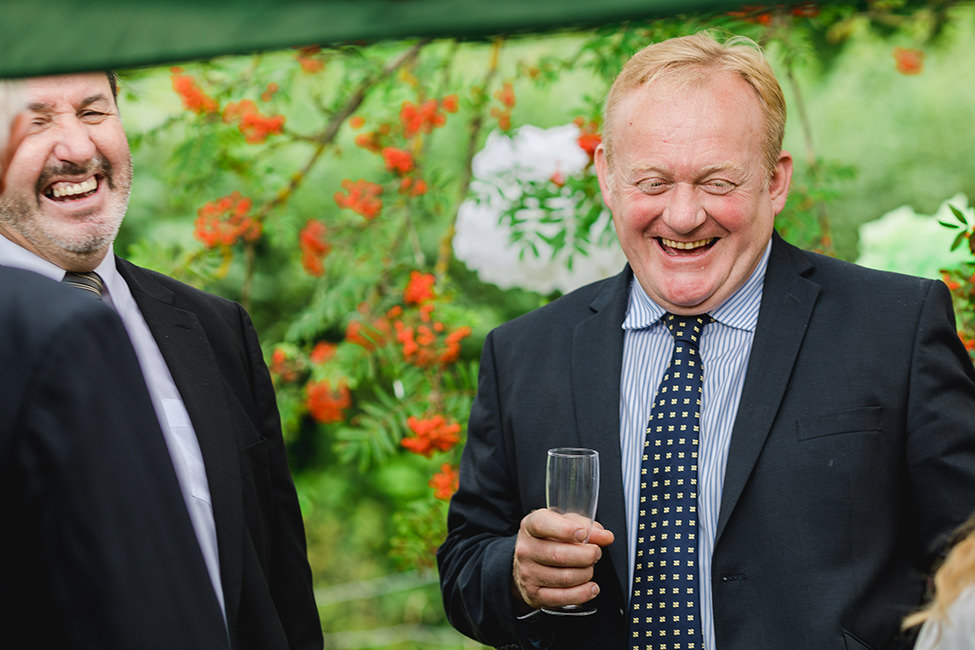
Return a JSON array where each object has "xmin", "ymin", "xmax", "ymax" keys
[{"xmin": 108, "ymin": 2, "xmax": 974, "ymax": 647}]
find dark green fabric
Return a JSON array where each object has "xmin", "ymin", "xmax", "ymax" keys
[{"xmin": 1, "ymin": 0, "xmax": 757, "ymax": 77}]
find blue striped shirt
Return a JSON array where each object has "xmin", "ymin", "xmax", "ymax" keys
[{"xmin": 620, "ymin": 242, "xmax": 769, "ymax": 650}]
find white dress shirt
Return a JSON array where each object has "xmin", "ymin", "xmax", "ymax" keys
[
  {"xmin": 0, "ymin": 238, "xmax": 225, "ymax": 617},
  {"xmin": 619, "ymin": 241, "xmax": 770, "ymax": 650}
]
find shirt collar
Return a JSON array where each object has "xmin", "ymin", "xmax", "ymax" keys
[
  {"xmin": 622, "ymin": 239, "xmax": 770, "ymax": 333},
  {"xmin": 0, "ymin": 235, "xmax": 63, "ymax": 281},
  {"xmin": 0, "ymin": 235, "xmax": 120, "ymax": 304}
]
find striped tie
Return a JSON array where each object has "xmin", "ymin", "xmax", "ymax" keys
[
  {"xmin": 629, "ymin": 313, "xmax": 711, "ymax": 650},
  {"xmin": 62, "ymin": 271, "xmax": 105, "ymax": 298}
]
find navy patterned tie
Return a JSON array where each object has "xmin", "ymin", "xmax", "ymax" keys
[
  {"xmin": 62, "ymin": 271, "xmax": 105, "ymax": 298},
  {"xmin": 629, "ymin": 313, "xmax": 711, "ymax": 650}
]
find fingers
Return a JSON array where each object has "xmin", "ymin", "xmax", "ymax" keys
[
  {"xmin": 528, "ymin": 579, "xmax": 601, "ymax": 611},
  {"xmin": 522, "ymin": 508, "xmax": 592, "ymax": 543},
  {"xmin": 589, "ymin": 521, "xmax": 615, "ymax": 548},
  {"xmin": 513, "ymin": 541, "xmax": 600, "ymax": 610},
  {"xmin": 512, "ymin": 510, "xmax": 613, "ymax": 610}
]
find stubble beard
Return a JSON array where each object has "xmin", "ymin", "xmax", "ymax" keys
[{"xmin": 0, "ymin": 153, "xmax": 132, "ymax": 265}]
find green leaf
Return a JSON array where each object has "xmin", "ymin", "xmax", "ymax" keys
[
  {"xmin": 949, "ymin": 205, "xmax": 970, "ymax": 226},
  {"xmin": 950, "ymin": 230, "xmax": 967, "ymax": 252}
]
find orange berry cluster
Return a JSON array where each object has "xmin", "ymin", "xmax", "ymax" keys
[
  {"xmin": 942, "ymin": 272, "xmax": 963, "ymax": 293},
  {"xmin": 401, "ymin": 415, "xmax": 461, "ymax": 457},
  {"xmin": 334, "ymin": 179, "xmax": 384, "ymax": 220},
  {"xmin": 429, "ymin": 463, "xmax": 460, "ymax": 500},
  {"xmin": 344, "ymin": 318, "xmax": 390, "ymax": 352},
  {"xmin": 305, "ymin": 379, "xmax": 352, "ymax": 424},
  {"xmin": 343, "ymin": 274, "xmax": 472, "ymax": 369},
  {"xmin": 382, "ymin": 147, "xmax": 414, "ymax": 174},
  {"xmin": 171, "ymin": 68, "xmax": 219, "ymax": 115},
  {"xmin": 194, "ymin": 191, "xmax": 262, "ymax": 248},
  {"xmin": 170, "ymin": 70, "xmax": 285, "ymax": 146},
  {"xmin": 269, "ymin": 347, "xmax": 303, "ymax": 384},
  {"xmin": 353, "ymin": 123, "xmax": 391, "ymax": 153},
  {"xmin": 346, "ymin": 94, "xmax": 458, "ymax": 207},
  {"xmin": 260, "ymin": 82, "xmax": 279, "ymax": 102},
  {"xmin": 393, "ymin": 307, "xmax": 472, "ymax": 369},
  {"xmin": 381, "ymin": 147, "xmax": 430, "ymax": 197},
  {"xmin": 893, "ymin": 47, "xmax": 924, "ymax": 75},
  {"xmin": 403, "ymin": 270, "xmax": 435, "ymax": 304},
  {"xmin": 309, "ymin": 341, "xmax": 338, "ymax": 365},
  {"xmin": 574, "ymin": 116, "xmax": 602, "ymax": 165},
  {"xmin": 399, "ymin": 96, "xmax": 458, "ymax": 138},
  {"xmin": 391, "ymin": 273, "xmax": 473, "ymax": 368},
  {"xmin": 299, "ymin": 220, "xmax": 332, "ymax": 276},
  {"xmin": 398, "ymin": 177, "xmax": 428, "ymax": 197},
  {"xmin": 727, "ymin": 3, "xmax": 819, "ymax": 25},
  {"xmin": 490, "ymin": 81, "xmax": 516, "ymax": 131},
  {"xmin": 223, "ymin": 99, "xmax": 286, "ymax": 144},
  {"xmin": 295, "ymin": 45, "xmax": 325, "ymax": 73}
]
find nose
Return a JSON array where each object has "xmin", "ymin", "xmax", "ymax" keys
[
  {"xmin": 51, "ymin": 117, "xmax": 97, "ymax": 164},
  {"xmin": 662, "ymin": 183, "xmax": 707, "ymax": 234}
]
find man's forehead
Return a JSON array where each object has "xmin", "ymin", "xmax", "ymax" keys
[{"xmin": 24, "ymin": 73, "xmax": 113, "ymax": 108}]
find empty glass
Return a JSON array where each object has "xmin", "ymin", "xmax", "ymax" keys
[{"xmin": 542, "ymin": 447, "xmax": 600, "ymax": 616}]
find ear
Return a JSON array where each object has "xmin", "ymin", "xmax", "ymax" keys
[
  {"xmin": 0, "ymin": 111, "xmax": 29, "ymax": 190},
  {"xmin": 769, "ymin": 150, "xmax": 793, "ymax": 215},
  {"xmin": 594, "ymin": 142, "xmax": 614, "ymax": 210}
]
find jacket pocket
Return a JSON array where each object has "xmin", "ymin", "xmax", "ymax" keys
[
  {"xmin": 843, "ymin": 628, "xmax": 875, "ymax": 650},
  {"xmin": 240, "ymin": 436, "xmax": 270, "ymax": 477},
  {"xmin": 796, "ymin": 406, "xmax": 883, "ymax": 441}
]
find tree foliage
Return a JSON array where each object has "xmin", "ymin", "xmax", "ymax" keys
[{"xmin": 117, "ymin": 4, "xmax": 975, "ymax": 642}]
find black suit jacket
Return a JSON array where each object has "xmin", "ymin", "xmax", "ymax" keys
[
  {"xmin": 438, "ymin": 233, "xmax": 975, "ymax": 650},
  {"xmin": 116, "ymin": 258, "xmax": 323, "ymax": 650},
  {"xmin": 0, "ymin": 267, "xmax": 228, "ymax": 649}
]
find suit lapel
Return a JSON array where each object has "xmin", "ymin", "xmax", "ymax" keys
[
  {"xmin": 714, "ymin": 235, "xmax": 819, "ymax": 545},
  {"xmin": 572, "ymin": 268, "xmax": 632, "ymax": 596},
  {"xmin": 115, "ymin": 258, "xmax": 245, "ymax": 625}
]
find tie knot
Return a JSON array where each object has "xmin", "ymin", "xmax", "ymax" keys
[
  {"xmin": 664, "ymin": 312, "xmax": 710, "ymax": 345},
  {"xmin": 62, "ymin": 271, "xmax": 105, "ymax": 298}
]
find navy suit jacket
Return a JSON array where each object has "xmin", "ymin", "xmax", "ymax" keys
[
  {"xmin": 116, "ymin": 258, "xmax": 323, "ymax": 650},
  {"xmin": 438, "ymin": 233, "xmax": 975, "ymax": 650},
  {"xmin": 0, "ymin": 267, "xmax": 228, "ymax": 649}
]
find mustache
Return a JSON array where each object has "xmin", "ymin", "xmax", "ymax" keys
[{"xmin": 35, "ymin": 156, "xmax": 115, "ymax": 194}]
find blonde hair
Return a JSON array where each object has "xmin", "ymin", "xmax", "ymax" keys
[
  {"xmin": 602, "ymin": 31, "xmax": 786, "ymax": 179},
  {"xmin": 904, "ymin": 518, "xmax": 975, "ymax": 629}
]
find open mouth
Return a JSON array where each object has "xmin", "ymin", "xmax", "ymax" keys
[
  {"xmin": 43, "ymin": 176, "xmax": 99, "ymax": 202},
  {"xmin": 658, "ymin": 237, "xmax": 717, "ymax": 255}
]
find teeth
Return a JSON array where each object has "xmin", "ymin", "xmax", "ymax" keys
[
  {"xmin": 50, "ymin": 178, "xmax": 97, "ymax": 198},
  {"xmin": 661, "ymin": 237, "xmax": 715, "ymax": 250}
]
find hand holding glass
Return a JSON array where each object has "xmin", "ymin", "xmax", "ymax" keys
[{"xmin": 542, "ymin": 447, "xmax": 600, "ymax": 616}]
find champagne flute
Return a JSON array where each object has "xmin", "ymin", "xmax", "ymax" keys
[{"xmin": 542, "ymin": 447, "xmax": 600, "ymax": 616}]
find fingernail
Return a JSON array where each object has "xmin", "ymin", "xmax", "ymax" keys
[
  {"xmin": 591, "ymin": 584, "xmax": 600, "ymax": 596},
  {"xmin": 574, "ymin": 528, "xmax": 587, "ymax": 543}
]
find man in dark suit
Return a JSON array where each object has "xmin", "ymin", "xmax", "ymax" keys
[
  {"xmin": 438, "ymin": 32, "xmax": 975, "ymax": 650},
  {"xmin": 1, "ymin": 266, "xmax": 229, "ymax": 649},
  {"xmin": 0, "ymin": 72, "xmax": 322, "ymax": 650}
]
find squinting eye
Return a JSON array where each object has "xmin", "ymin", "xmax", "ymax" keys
[
  {"xmin": 636, "ymin": 179, "xmax": 669, "ymax": 195},
  {"xmin": 702, "ymin": 180, "xmax": 736, "ymax": 194}
]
